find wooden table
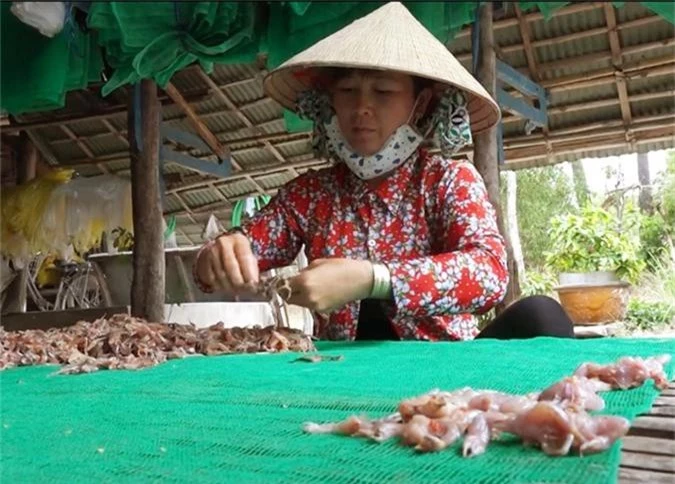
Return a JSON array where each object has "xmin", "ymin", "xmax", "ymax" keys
[{"xmin": 619, "ymin": 381, "xmax": 675, "ymax": 483}]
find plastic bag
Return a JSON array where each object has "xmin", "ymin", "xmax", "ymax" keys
[
  {"xmin": 1, "ymin": 172, "xmax": 133, "ymax": 263},
  {"xmin": 202, "ymin": 214, "xmax": 223, "ymax": 242},
  {"xmin": 10, "ymin": 2, "xmax": 66, "ymax": 38}
]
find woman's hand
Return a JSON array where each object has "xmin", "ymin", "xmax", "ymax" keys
[
  {"xmin": 286, "ymin": 258, "xmax": 373, "ymax": 312},
  {"xmin": 195, "ymin": 233, "xmax": 260, "ymax": 297}
]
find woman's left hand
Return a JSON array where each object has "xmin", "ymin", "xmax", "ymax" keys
[{"xmin": 286, "ymin": 258, "xmax": 373, "ymax": 312}]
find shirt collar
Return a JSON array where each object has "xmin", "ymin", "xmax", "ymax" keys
[{"xmin": 341, "ymin": 150, "xmax": 423, "ymax": 215}]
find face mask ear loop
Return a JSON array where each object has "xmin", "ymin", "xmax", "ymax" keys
[{"xmin": 406, "ymin": 92, "xmax": 435, "ymax": 139}]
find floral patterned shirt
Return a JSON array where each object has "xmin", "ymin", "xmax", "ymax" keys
[{"xmin": 196, "ymin": 149, "xmax": 508, "ymax": 341}]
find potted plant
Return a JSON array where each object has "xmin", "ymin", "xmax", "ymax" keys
[{"xmin": 544, "ymin": 205, "xmax": 645, "ymax": 325}]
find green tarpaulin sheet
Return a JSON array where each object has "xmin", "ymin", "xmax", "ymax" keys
[{"xmin": 1, "ymin": 337, "xmax": 673, "ymax": 483}]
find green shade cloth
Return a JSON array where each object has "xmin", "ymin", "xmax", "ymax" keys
[
  {"xmin": 1, "ymin": 337, "xmax": 673, "ymax": 483},
  {"xmin": 87, "ymin": 2, "xmax": 261, "ymax": 96},
  {"xmin": 0, "ymin": 3, "xmax": 102, "ymax": 116}
]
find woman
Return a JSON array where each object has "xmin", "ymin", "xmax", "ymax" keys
[{"xmin": 193, "ymin": 2, "xmax": 574, "ymax": 341}]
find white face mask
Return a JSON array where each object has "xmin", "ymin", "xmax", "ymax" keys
[
  {"xmin": 324, "ymin": 96, "xmax": 428, "ymax": 180},
  {"xmin": 296, "ymin": 87, "xmax": 473, "ymax": 176}
]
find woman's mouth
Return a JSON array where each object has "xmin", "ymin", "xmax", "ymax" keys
[{"xmin": 352, "ymin": 127, "xmax": 376, "ymax": 136}]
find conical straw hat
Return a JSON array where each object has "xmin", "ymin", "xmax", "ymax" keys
[{"xmin": 263, "ymin": 2, "xmax": 501, "ymax": 134}]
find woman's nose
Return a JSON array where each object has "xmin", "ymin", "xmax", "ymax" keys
[{"xmin": 354, "ymin": 92, "xmax": 373, "ymax": 116}]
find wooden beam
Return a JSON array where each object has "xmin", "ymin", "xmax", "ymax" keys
[
  {"xmin": 513, "ymin": 5, "xmax": 539, "ymax": 81},
  {"xmin": 168, "ymin": 158, "xmax": 328, "ymax": 195},
  {"xmin": 3, "ymin": 90, "xmax": 211, "ymax": 134},
  {"xmin": 513, "ymin": 4, "xmax": 552, "ymax": 162},
  {"xmin": 172, "ymin": 192, "xmax": 200, "ymax": 225},
  {"xmin": 197, "ymin": 68, "xmax": 283, "ymax": 196},
  {"xmin": 60, "ymin": 125, "xmax": 109, "ymax": 174},
  {"xmin": 604, "ymin": 3, "xmax": 633, "ymax": 132},
  {"xmin": 548, "ymin": 62, "xmax": 675, "ymax": 93},
  {"xmin": 17, "ymin": 132, "xmax": 38, "ymax": 184},
  {"xmin": 453, "ymin": 2, "xmax": 603, "ymax": 39},
  {"xmin": 59, "ymin": 129, "xmax": 310, "ymax": 168},
  {"xmin": 472, "ymin": 3, "xmax": 520, "ymax": 309},
  {"xmin": 534, "ymin": 38, "xmax": 675, "ymax": 73},
  {"xmin": 502, "ymin": 124, "xmax": 675, "ymax": 170},
  {"xmin": 198, "ymin": 68, "xmax": 290, "ymax": 167},
  {"xmin": 20, "ymin": 128, "xmax": 58, "ymax": 166},
  {"xmin": 501, "ymin": 86, "xmax": 675, "ymax": 123},
  {"xmin": 101, "ymin": 118, "xmax": 129, "ymax": 146},
  {"xmin": 455, "ymin": 13, "xmax": 664, "ymax": 62},
  {"xmin": 541, "ymin": 54, "xmax": 675, "ymax": 90},
  {"xmin": 505, "ymin": 115, "xmax": 675, "ymax": 147},
  {"xmin": 128, "ymin": 80, "xmax": 165, "ymax": 323},
  {"xmin": 164, "ymin": 81, "xmax": 230, "ymax": 160}
]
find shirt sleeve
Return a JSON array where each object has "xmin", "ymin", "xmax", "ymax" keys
[
  {"xmin": 241, "ymin": 181, "xmax": 307, "ymax": 273},
  {"xmin": 386, "ymin": 161, "xmax": 508, "ymax": 320},
  {"xmin": 191, "ymin": 174, "xmax": 312, "ymax": 293}
]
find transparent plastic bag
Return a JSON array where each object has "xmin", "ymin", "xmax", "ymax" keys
[{"xmin": 202, "ymin": 214, "xmax": 223, "ymax": 242}]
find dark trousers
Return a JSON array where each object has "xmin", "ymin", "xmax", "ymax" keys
[{"xmin": 355, "ymin": 295, "xmax": 575, "ymax": 341}]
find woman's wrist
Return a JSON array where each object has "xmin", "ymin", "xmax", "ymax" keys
[{"xmin": 369, "ymin": 261, "xmax": 392, "ymax": 300}]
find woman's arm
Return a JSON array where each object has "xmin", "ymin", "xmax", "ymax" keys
[
  {"xmin": 386, "ymin": 160, "xmax": 509, "ymax": 319},
  {"xmin": 192, "ymin": 175, "xmax": 310, "ymax": 292}
]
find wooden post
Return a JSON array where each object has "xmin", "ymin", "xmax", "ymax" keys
[
  {"xmin": 128, "ymin": 80, "xmax": 165, "ymax": 323},
  {"xmin": 17, "ymin": 132, "xmax": 38, "ymax": 183},
  {"xmin": 472, "ymin": 3, "xmax": 521, "ymax": 311},
  {"xmin": 3, "ymin": 132, "xmax": 39, "ymax": 314}
]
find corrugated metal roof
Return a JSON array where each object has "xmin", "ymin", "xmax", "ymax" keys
[
  {"xmin": 3, "ymin": 3, "xmax": 672, "ymax": 246},
  {"xmin": 106, "ymin": 159, "xmax": 130, "ymax": 173},
  {"xmin": 231, "ymin": 147, "xmax": 277, "ymax": 169},
  {"xmin": 275, "ymin": 139, "xmax": 313, "ymax": 158},
  {"xmin": 84, "ymin": 135, "xmax": 128, "ymax": 158},
  {"xmin": 239, "ymin": 99, "xmax": 283, "ymax": 125},
  {"xmin": 181, "ymin": 188, "xmax": 221, "ymax": 208},
  {"xmin": 217, "ymin": 178, "xmax": 259, "ymax": 198},
  {"xmin": 256, "ymin": 171, "xmax": 296, "ymax": 190},
  {"xmin": 225, "ymin": 78, "xmax": 265, "ymax": 104}
]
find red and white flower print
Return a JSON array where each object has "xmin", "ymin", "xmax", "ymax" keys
[{"xmin": 198, "ymin": 149, "xmax": 508, "ymax": 341}]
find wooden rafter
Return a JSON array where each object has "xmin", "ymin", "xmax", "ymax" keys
[
  {"xmin": 196, "ymin": 68, "xmax": 293, "ymax": 171},
  {"xmin": 534, "ymin": 38, "xmax": 675, "ymax": 73},
  {"xmin": 195, "ymin": 68, "xmax": 275, "ymax": 198},
  {"xmin": 513, "ymin": 5, "xmax": 539, "ymax": 81},
  {"xmin": 164, "ymin": 81, "xmax": 230, "ymax": 160},
  {"xmin": 60, "ymin": 125, "xmax": 109, "ymax": 174},
  {"xmin": 455, "ymin": 13, "xmax": 664, "ymax": 62},
  {"xmin": 455, "ymin": 2, "xmax": 603, "ymax": 39},
  {"xmin": 101, "ymin": 118, "xmax": 129, "ymax": 146},
  {"xmin": 513, "ymin": 3, "xmax": 552, "ymax": 161},
  {"xmin": 500, "ymin": 87, "xmax": 674, "ymax": 122},
  {"xmin": 168, "ymin": 158, "xmax": 328, "ymax": 196},
  {"xmin": 604, "ymin": 3, "xmax": 633, "ymax": 142},
  {"xmin": 172, "ymin": 192, "xmax": 200, "ymax": 225},
  {"xmin": 3, "ymin": 90, "xmax": 211, "ymax": 134},
  {"xmin": 59, "ymin": 131, "xmax": 310, "ymax": 171}
]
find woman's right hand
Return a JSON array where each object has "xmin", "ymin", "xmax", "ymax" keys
[{"xmin": 195, "ymin": 233, "xmax": 260, "ymax": 297}]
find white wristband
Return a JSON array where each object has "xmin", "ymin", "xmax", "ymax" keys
[{"xmin": 369, "ymin": 262, "xmax": 392, "ymax": 300}]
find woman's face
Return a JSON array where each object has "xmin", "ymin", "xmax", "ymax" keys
[{"xmin": 329, "ymin": 70, "xmax": 423, "ymax": 156}]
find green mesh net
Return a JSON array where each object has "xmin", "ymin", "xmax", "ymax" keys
[{"xmin": 2, "ymin": 337, "xmax": 673, "ymax": 483}]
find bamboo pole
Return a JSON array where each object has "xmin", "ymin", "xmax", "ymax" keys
[{"xmin": 128, "ymin": 80, "xmax": 165, "ymax": 323}]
